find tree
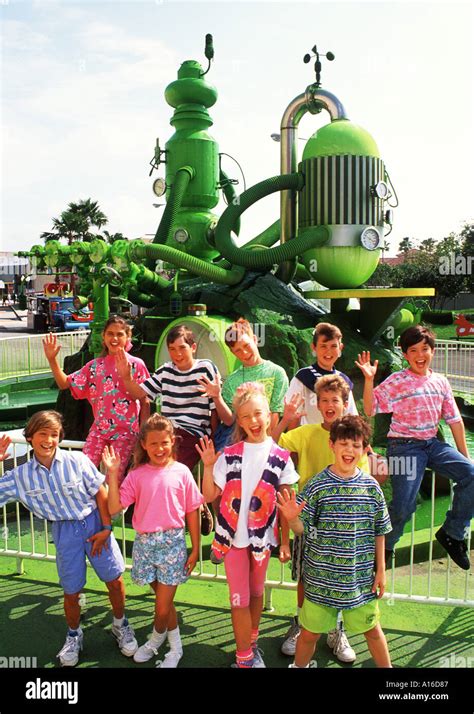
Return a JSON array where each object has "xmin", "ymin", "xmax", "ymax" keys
[
  {"xmin": 398, "ymin": 236, "xmax": 414, "ymax": 254},
  {"xmin": 102, "ymin": 231, "xmax": 128, "ymax": 244},
  {"xmin": 41, "ymin": 198, "xmax": 108, "ymax": 245},
  {"xmin": 418, "ymin": 238, "xmax": 436, "ymax": 253}
]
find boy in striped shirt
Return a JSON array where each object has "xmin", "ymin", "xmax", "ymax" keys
[
  {"xmin": 0, "ymin": 411, "xmax": 137, "ymax": 667},
  {"xmin": 356, "ymin": 325, "xmax": 474, "ymax": 570},
  {"xmin": 278, "ymin": 416, "xmax": 392, "ymax": 668},
  {"xmin": 116, "ymin": 324, "xmax": 220, "ymax": 531}
]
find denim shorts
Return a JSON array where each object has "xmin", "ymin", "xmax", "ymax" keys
[
  {"xmin": 131, "ymin": 528, "xmax": 189, "ymax": 586},
  {"xmin": 52, "ymin": 509, "xmax": 125, "ymax": 595}
]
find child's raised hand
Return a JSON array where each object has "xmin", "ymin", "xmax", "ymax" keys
[
  {"xmin": 283, "ymin": 393, "xmax": 306, "ymax": 422},
  {"xmin": 196, "ymin": 374, "xmax": 222, "ymax": 399},
  {"xmin": 42, "ymin": 333, "xmax": 60, "ymax": 362},
  {"xmin": 195, "ymin": 435, "xmax": 221, "ymax": 467},
  {"xmin": 101, "ymin": 444, "xmax": 121, "ymax": 474},
  {"xmin": 115, "ymin": 348, "xmax": 132, "ymax": 381},
  {"xmin": 0, "ymin": 435, "xmax": 12, "ymax": 462},
  {"xmin": 355, "ymin": 351, "xmax": 378, "ymax": 379},
  {"xmin": 276, "ymin": 489, "xmax": 306, "ymax": 522}
]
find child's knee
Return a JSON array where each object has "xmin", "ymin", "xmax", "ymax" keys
[
  {"xmin": 364, "ymin": 623, "xmax": 384, "ymax": 642},
  {"xmin": 299, "ymin": 628, "xmax": 320, "ymax": 646},
  {"xmin": 230, "ymin": 592, "xmax": 250, "ymax": 609},
  {"xmin": 105, "ymin": 576, "xmax": 123, "ymax": 592}
]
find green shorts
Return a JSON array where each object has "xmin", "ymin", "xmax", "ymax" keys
[{"xmin": 300, "ymin": 598, "xmax": 380, "ymax": 636}]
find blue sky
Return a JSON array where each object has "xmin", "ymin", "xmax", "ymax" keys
[{"xmin": 1, "ymin": 0, "xmax": 473, "ymax": 255}]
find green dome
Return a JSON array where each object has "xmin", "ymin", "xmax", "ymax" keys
[
  {"xmin": 301, "ymin": 244, "xmax": 380, "ymax": 289},
  {"xmin": 302, "ymin": 120, "xmax": 380, "ymax": 159}
]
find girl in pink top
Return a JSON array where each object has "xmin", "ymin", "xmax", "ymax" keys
[
  {"xmin": 105, "ymin": 414, "xmax": 203, "ymax": 669},
  {"xmin": 43, "ymin": 315, "xmax": 150, "ymax": 483}
]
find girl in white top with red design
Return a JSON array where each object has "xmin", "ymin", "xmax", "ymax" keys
[
  {"xmin": 105, "ymin": 413, "xmax": 203, "ymax": 668},
  {"xmin": 196, "ymin": 382, "xmax": 299, "ymax": 668}
]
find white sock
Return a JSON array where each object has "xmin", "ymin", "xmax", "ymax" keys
[
  {"xmin": 113, "ymin": 616, "xmax": 125, "ymax": 628},
  {"xmin": 167, "ymin": 626, "xmax": 183, "ymax": 652},
  {"xmin": 150, "ymin": 627, "xmax": 167, "ymax": 648}
]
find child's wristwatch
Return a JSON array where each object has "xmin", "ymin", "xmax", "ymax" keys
[{"xmin": 102, "ymin": 525, "xmax": 113, "ymax": 531}]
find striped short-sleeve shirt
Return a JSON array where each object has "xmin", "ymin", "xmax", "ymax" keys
[
  {"xmin": 140, "ymin": 359, "xmax": 219, "ymax": 438},
  {"xmin": 0, "ymin": 448, "xmax": 104, "ymax": 521},
  {"xmin": 298, "ymin": 468, "xmax": 391, "ymax": 609}
]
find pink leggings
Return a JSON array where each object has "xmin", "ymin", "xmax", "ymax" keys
[
  {"xmin": 83, "ymin": 430, "xmax": 138, "ymax": 484},
  {"xmin": 224, "ymin": 546, "xmax": 271, "ymax": 609}
]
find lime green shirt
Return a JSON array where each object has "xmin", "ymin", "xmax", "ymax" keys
[{"xmin": 221, "ymin": 360, "xmax": 289, "ymax": 414}]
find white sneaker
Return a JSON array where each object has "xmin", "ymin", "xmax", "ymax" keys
[
  {"xmin": 111, "ymin": 619, "xmax": 138, "ymax": 657},
  {"xmin": 327, "ymin": 627, "xmax": 356, "ymax": 663},
  {"xmin": 281, "ymin": 616, "xmax": 300, "ymax": 656},
  {"xmin": 133, "ymin": 640, "xmax": 160, "ymax": 663},
  {"xmin": 157, "ymin": 649, "xmax": 183, "ymax": 668},
  {"xmin": 57, "ymin": 630, "xmax": 83, "ymax": 667},
  {"xmin": 289, "ymin": 660, "xmax": 317, "ymax": 668}
]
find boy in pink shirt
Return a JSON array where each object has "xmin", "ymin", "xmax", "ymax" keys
[{"xmin": 356, "ymin": 325, "xmax": 473, "ymax": 570}]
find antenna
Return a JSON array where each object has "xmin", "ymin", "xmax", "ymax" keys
[{"xmin": 303, "ymin": 44, "xmax": 335, "ymax": 87}]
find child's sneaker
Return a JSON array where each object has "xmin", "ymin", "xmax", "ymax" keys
[
  {"xmin": 281, "ymin": 616, "xmax": 300, "ymax": 655},
  {"xmin": 210, "ymin": 550, "xmax": 223, "ymax": 565},
  {"xmin": 435, "ymin": 527, "xmax": 470, "ymax": 570},
  {"xmin": 111, "ymin": 619, "xmax": 138, "ymax": 657},
  {"xmin": 156, "ymin": 649, "xmax": 183, "ymax": 668},
  {"xmin": 327, "ymin": 627, "xmax": 356, "ymax": 663},
  {"xmin": 251, "ymin": 644, "xmax": 266, "ymax": 668},
  {"xmin": 57, "ymin": 630, "xmax": 83, "ymax": 667},
  {"xmin": 200, "ymin": 504, "xmax": 214, "ymax": 536},
  {"xmin": 133, "ymin": 640, "xmax": 160, "ymax": 663}
]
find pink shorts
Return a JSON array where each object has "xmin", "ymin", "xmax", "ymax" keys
[
  {"xmin": 83, "ymin": 430, "xmax": 138, "ymax": 484},
  {"xmin": 224, "ymin": 546, "xmax": 271, "ymax": 609}
]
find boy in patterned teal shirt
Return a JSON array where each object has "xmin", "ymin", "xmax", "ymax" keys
[{"xmin": 278, "ymin": 415, "xmax": 392, "ymax": 668}]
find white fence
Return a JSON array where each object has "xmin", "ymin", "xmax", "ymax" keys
[
  {"xmin": 1, "ymin": 436, "xmax": 472, "ymax": 610},
  {"xmin": 431, "ymin": 339, "xmax": 474, "ymax": 402},
  {"xmin": 0, "ymin": 331, "xmax": 90, "ymax": 380}
]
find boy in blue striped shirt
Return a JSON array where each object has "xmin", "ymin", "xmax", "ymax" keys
[
  {"xmin": 278, "ymin": 415, "xmax": 392, "ymax": 668},
  {"xmin": 0, "ymin": 410, "xmax": 137, "ymax": 667}
]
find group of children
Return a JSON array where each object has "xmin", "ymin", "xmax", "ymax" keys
[{"xmin": 0, "ymin": 315, "xmax": 472, "ymax": 669}]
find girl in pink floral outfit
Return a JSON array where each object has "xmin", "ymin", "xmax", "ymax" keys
[{"xmin": 43, "ymin": 316, "xmax": 150, "ymax": 483}]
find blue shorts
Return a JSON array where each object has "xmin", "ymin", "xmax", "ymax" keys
[
  {"xmin": 131, "ymin": 528, "xmax": 188, "ymax": 587},
  {"xmin": 52, "ymin": 509, "xmax": 125, "ymax": 595}
]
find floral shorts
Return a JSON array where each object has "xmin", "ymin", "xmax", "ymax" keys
[{"xmin": 131, "ymin": 528, "xmax": 189, "ymax": 587}]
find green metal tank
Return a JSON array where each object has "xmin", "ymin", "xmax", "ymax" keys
[
  {"xmin": 298, "ymin": 120, "xmax": 385, "ymax": 289},
  {"xmin": 162, "ymin": 61, "xmax": 220, "ymax": 262},
  {"xmin": 155, "ymin": 315, "xmax": 239, "ymax": 378}
]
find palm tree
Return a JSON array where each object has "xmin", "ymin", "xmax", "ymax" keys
[
  {"xmin": 41, "ymin": 199, "xmax": 108, "ymax": 244},
  {"xmin": 102, "ymin": 231, "xmax": 128, "ymax": 244},
  {"xmin": 419, "ymin": 238, "xmax": 436, "ymax": 253},
  {"xmin": 398, "ymin": 236, "xmax": 414, "ymax": 254}
]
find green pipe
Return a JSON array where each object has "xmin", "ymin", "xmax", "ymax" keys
[
  {"xmin": 219, "ymin": 168, "xmax": 240, "ymax": 236},
  {"xmin": 128, "ymin": 289, "xmax": 162, "ymax": 307},
  {"xmin": 130, "ymin": 241, "xmax": 245, "ymax": 285},
  {"xmin": 214, "ymin": 173, "xmax": 329, "ymax": 269},
  {"xmin": 133, "ymin": 263, "xmax": 171, "ymax": 292},
  {"xmin": 215, "ymin": 218, "xmax": 281, "ymax": 270},
  {"xmin": 152, "ymin": 166, "xmax": 194, "ymax": 246}
]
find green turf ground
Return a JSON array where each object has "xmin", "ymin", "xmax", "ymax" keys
[{"xmin": 1, "ymin": 547, "xmax": 473, "ymax": 669}]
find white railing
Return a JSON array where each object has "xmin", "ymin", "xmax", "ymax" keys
[
  {"xmin": 1, "ymin": 436, "xmax": 472, "ymax": 609},
  {"xmin": 431, "ymin": 339, "xmax": 474, "ymax": 402},
  {"xmin": 0, "ymin": 331, "xmax": 90, "ymax": 380}
]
